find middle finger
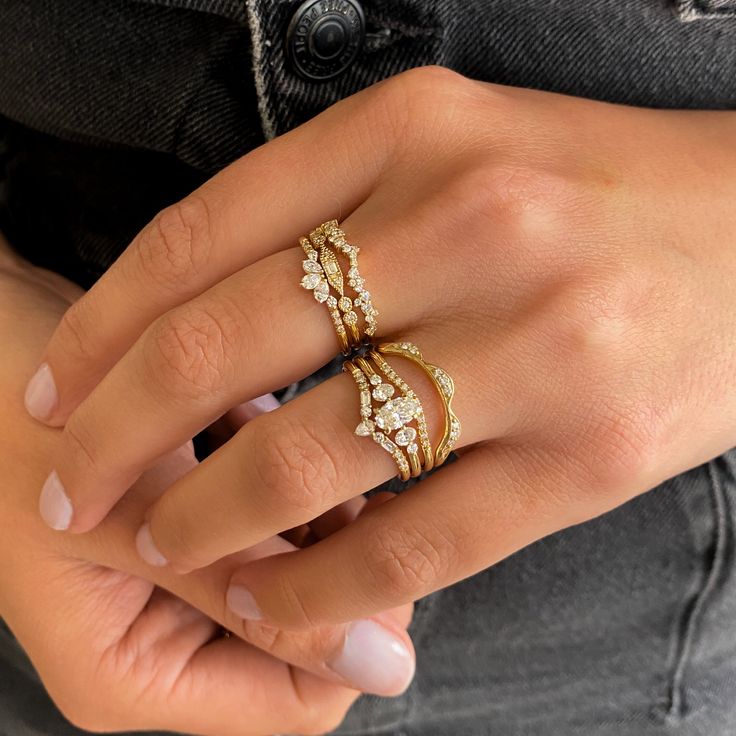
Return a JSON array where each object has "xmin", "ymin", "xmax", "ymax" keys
[{"xmin": 44, "ymin": 218, "xmax": 438, "ymax": 534}]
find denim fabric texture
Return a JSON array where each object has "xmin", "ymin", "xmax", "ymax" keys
[{"xmin": 1, "ymin": 1, "xmax": 736, "ymax": 734}]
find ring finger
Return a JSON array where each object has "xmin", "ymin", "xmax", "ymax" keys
[{"xmin": 42, "ymin": 213, "xmax": 450, "ymax": 534}]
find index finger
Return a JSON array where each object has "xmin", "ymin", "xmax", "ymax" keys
[{"xmin": 24, "ymin": 76, "xmax": 402, "ymax": 426}]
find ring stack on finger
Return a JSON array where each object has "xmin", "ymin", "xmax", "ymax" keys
[
  {"xmin": 299, "ymin": 219, "xmax": 378, "ymax": 355},
  {"xmin": 298, "ymin": 220, "xmax": 461, "ymax": 480}
]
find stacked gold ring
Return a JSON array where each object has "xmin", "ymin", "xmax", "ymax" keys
[
  {"xmin": 299, "ymin": 219, "xmax": 378, "ymax": 355},
  {"xmin": 298, "ymin": 219, "xmax": 461, "ymax": 480},
  {"xmin": 344, "ymin": 342, "xmax": 461, "ymax": 480}
]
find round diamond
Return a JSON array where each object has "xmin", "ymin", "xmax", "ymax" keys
[
  {"xmin": 326, "ymin": 295, "xmax": 338, "ymax": 309},
  {"xmin": 343, "ymin": 311, "xmax": 358, "ymax": 325},
  {"xmin": 395, "ymin": 427, "xmax": 417, "ymax": 446},
  {"xmin": 313, "ymin": 280, "xmax": 330, "ymax": 302},
  {"xmin": 372, "ymin": 383, "xmax": 395, "ymax": 401},
  {"xmin": 406, "ymin": 442, "xmax": 419, "ymax": 455},
  {"xmin": 369, "ymin": 374, "xmax": 382, "ymax": 386},
  {"xmin": 338, "ymin": 296, "xmax": 352, "ymax": 312}
]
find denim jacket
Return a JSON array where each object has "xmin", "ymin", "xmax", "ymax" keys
[
  {"xmin": 2, "ymin": 4, "xmax": 736, "ymax": 736},
  {"xmin": 2, "ymin": 0, "xmax": 736, "ymax": 284}
]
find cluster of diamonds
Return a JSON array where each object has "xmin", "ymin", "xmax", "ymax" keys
[
  {"xmin": 381, "ymin": 342, "xmax": 462, "ymax": 464},
  {"xmin": 299, "ymin": 220, "xmax": 378, "ymax": 344},
  {"xmin": 370, "ymin": 351, "xmax": 433, "ymax": 468},
  {"xmin": 346, "ymin": 362, "xmax": 411, "ymax": 477},
  {"xmin": 299, "ymin": 235, "xmax": 349, "ymax": 345}
]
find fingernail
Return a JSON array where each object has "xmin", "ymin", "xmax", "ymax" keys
[
  {"xmin": 230, "ymin": 393, "xmax": 280, "ymax": 423},
  {"xmin": 136, "ymin": 523, "xmax": 169, "ymax": 567},
  {"xmin": 39, "ymin": 470, "xmax": 73, "ymax": 530},
  {"xmin": 226, "ymin": 584, "xmax": 263, "ymax": 621},
  {"xmin": 327, "ymin": 619, "xmax": 415, "ymax": 696},
  {"xmin": 24, "ymin": 363, "xmax": 58, "ymax": 421}
]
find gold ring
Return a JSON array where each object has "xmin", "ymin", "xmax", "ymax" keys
[
  {"xmin": 344, "ymin": 342, "xmax": 460, "ymax": 480},
  {"xmin": 377, "ymin": 342, "xmax": 462, "ymax": 467},
  {"xmin": 299, "ymin": 220, "xmax": 378, "ymax": 355}
]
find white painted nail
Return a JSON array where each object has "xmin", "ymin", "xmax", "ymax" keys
[
  {"xmin": 136, "ymin": 523, "xmax": 169, "ymax": 567},
  {"xmin": 24, "ymin": 363, "xmax": 58, "ymax": 421},
  {"xmin": 226, "ymin": 585, "xmax": 263, "ymax": 621},
  {"xmin": 39, "ymin": 470, "xmax": 72, "ymax": 530},
  {"xmin": 327, "ymin": 619, "xmax": 415, "ymax": 696},
  {"xmin": 229, "ymin": 393, "xmax": 281, "ymax": 424}
]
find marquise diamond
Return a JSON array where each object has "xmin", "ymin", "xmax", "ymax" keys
[
  {"xmin": 301, "ymin": 273, "xmax": 321, "ymax": 290},
  {"xmin": 303, "ymin": 259, "xmax": 322, "ymax": 274}
]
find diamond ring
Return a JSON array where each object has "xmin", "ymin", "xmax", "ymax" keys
[
  {"xmin": 344, "ymin": 342, "xmax": 461, "ymax": 480},
  {"xmin": 299, "ymin": 219, "xmax": 378, "ymax": 355}
]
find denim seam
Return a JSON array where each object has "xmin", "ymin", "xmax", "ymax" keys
[
  {"xmin": 664, "ymin": 460, "xmax": 729, "ymax": 723},
  {"xmin": 245, "ymin": 0, "xmax": 278, "ymax": 141},
  {"xmin": 675, "ymin": 1, "xmax": 736, "ymax": 21}
]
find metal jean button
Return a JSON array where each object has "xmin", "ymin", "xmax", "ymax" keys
[{"xmin": 286, "ymin": 0, "xmax": 365, "ymax": 81}]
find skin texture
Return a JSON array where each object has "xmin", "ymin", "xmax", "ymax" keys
[
  {"xmin": 25, "ymin": 66, "xmax": 736, "ymax": 629},
  {"xmin": 0, "ymin": 240, "xmax": 415, "ymax": 734}
]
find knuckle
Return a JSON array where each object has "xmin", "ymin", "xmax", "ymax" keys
[
  {"xmin": 135, "ymin": 196, "xmax": 213, "ymax": 290},
  {"xmin": 364, "ymin": 520, "xmax": 455, "ymax": 600},
  {"xmin": 144, "ymin": 299, "xmax": 240, "ymax": 400},
  {"xmin": 581, "ymin": 397, "xmax": 663, "ymax": 494},
  {"xmin": 555, "ymin": 261, "xmax": 656, "ymax": 359},
  {"xmin": 56, "ymin": 301, "xmax": 98, "ymax": 363},
  {"xmin": 372, "ymin": 65, "xmax": 475, "ymax": 145},
  {"xmin": 251, "ymin": 417, "xmax": 342, "ymax": 522},
  {"xmin": 149, "ymin": 502, "xmax": 203, "ymax": 570},
  {"xmin": 391, "ymin": 64, "xmax": 469, "ymax": 102},
  {"xmin": 63, "ymin": 416, "xmax": 103, "ymax": 478}
]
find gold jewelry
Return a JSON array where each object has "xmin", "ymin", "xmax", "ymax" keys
[
  {"xmin": 299, "ymin": 220, "xmax": 378, "ymax": 355},
  {"xmin": 344, "ymin": 355, "xmax": 431, "ymax": 481},
  {"xmin": 377, "ymin": 342, "xmax": 462, "ymax": 466}
]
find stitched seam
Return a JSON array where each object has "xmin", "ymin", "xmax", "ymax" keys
[
  {"xmin": 245, "ymin": 0, "xmax": 277, "ymax": 141},
  {"xmin": 675, "ymin": 0, "xmax": 736, "ymax": 20},
  {"xmin": 665, "ymin": 460, "xmax": 729, "ymax": 721}
]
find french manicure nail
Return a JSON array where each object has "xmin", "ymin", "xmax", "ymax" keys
[
  {"xmin": 39, "ymin": 470, "xmax": 73, "ymax": 530},
  {"xmin": 136, "ymin": 523, "xmax": 169, "ymax": 567},
  {"xmin": 226, "ymin": 584, "xmax": 263, "ymax": 621},
  {"xmin": 327, "ymin": 619, "xmax": 415, "ymax": 696},
  {"xmin": 24, "ymin": 363, "xmax": 58, "ymax": 421}
]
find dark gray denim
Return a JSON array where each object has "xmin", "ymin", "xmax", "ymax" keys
[{"xmin": 2, "ymin": 1, "xmax": 736, "ymax": 734}]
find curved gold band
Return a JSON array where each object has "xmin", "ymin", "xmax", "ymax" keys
[
  {"xmin": 344, "ymin": 342, "xmax": 461, "ymax": 480},
  {"xmin": 377, "ymin": 342, "xmax": 462, "ymax": 467}
]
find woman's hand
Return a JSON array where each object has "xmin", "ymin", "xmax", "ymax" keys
[
  {"xmin": 25, "ymin": 66, "xmax": 736, "ymax": 627},
  {"xmin": 0, "ymin": 253, "xmax": 415, "ymax": 734}
]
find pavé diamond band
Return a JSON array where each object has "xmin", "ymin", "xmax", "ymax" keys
[
  {"xmin": 344, "ymin": 342, "xmax": 461, "ymax": 480},
  {"xmin": 299, "ymin": 220, "xmax": 460, "ymax": 479},
  {"xmin": 377, "ymin": 342, "xmax": 462, "ymax": 467},
  {"xmin": 299, "ymin": 219, "xmax": 379, "ymax": 355}
]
